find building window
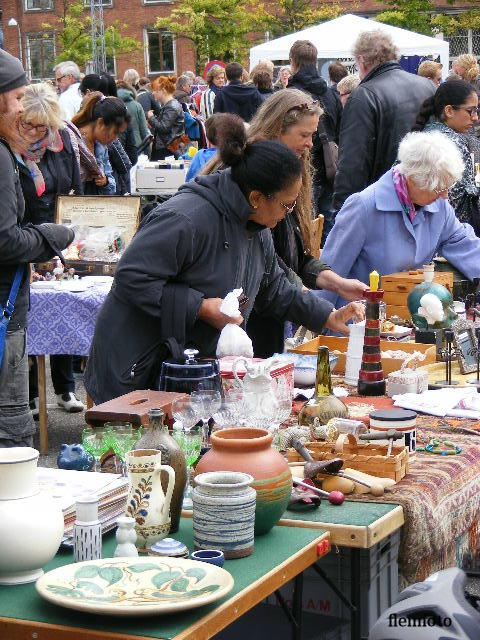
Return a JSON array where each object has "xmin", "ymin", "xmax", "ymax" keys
[
  {"xmin": 25, "ymin": 0, "xmax": 54, "ymax": 10},
  {"xmin": 145, "ymin": 30, "xmax": 175, "ymax": 74},
  {"xmin": 26, "ymin": 33, "xmax": 56, "ymax": 80},
  {"xmin": 83, "ymin": 0, "xmax": 113, "ymax": 7},
  {"xmin": 444, "ymin": 28, "xmax": 480, "ymax": 62},
  {"xmin": 143, "ymin": 0, "xmax": 171, "ymax": 4}
]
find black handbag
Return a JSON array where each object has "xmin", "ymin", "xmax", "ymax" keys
[{"xmin": 317, "ymin": 117, "xmax": 338, "ymax": 185}]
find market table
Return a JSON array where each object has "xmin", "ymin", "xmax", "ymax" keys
[
  {"xmin": 27, "ymin": 285, "xmax": 109, "ymax": 454},
  {"xmin": 0, "ymin": 518, "xmax": 329, "ymax": 640}
]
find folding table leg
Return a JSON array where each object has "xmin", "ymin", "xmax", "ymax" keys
[{"xmin": 37, "ymin": 355, "xmax": 48, "ymax": 454}]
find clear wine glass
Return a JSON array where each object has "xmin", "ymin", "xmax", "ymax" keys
[
  {"xmin": 172, "ymin": 427, "xmax": 203, "ymax": 508},
  {"xmin": 268, "ymin": 389, "xmax": 293, "ymax": 450},
  {"xmin": 171, "ymin": 397, "xmax": 200, "ymax": 434},
  {"xmin": 190, "ymin": 390, "xmax": 222, "ymax": 446}
]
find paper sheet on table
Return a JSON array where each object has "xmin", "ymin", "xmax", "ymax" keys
[{"xmin": 392, "ymin": 387, "xmax": 480, "ymax": 419}]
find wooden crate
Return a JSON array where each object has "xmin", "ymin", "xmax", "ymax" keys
[
  {"xmin": 286, "ymin": 434, "xmax": 409, "ymax": 482},
  {"xmin": 289, "ymin": 335, "xmax": 436, "ymax": 376},
  {"xmin": 382, "ymin": 269, "xmax": 453, "ymax": 322}
]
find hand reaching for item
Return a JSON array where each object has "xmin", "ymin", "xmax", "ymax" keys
[
  {"xmin": 335, "ymin": 278, "xmax": 369, "ymax": 302},
  {"xmin": 324, "ymin": 302, "xmax": 365, "ymax": 334},
  {"xmin": 197, "ymin": 298, "xmax": 244, "ymax": 331}
]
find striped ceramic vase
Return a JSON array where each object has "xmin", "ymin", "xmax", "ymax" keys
[{"xmin": 192, "ymin": 471, "xmax": 256, "ymax": 559}]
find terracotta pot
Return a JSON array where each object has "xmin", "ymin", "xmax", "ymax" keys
[{"xmin": 195, "ymin": 428, "xmax": 292, "ymax": 535}]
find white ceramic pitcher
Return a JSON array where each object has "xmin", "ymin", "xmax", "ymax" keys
[{"xmin": 125, "ymin": 449, "xmax": 175, "ymax": 552}]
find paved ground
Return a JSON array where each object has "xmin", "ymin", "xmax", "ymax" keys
[{"xmin": 35, "ymin": 362, "xmax": 88, "ymax": 469}]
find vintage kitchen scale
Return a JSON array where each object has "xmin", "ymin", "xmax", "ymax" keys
[{"xmin": 36, "ymin": 195, "xmax": 141, "ymax": 276}]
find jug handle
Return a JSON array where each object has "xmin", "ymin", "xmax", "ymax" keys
[
  {"xmin": 232, "ymin": 356, "xmax": 249, "ymax": 386},
  {"xmin": 158, "ymin": 464, "xmax": 175, "ymax": 517}
]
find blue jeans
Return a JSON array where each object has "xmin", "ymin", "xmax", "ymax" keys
[{"xmin": 0, "ymin": 328, "xmax": 35, "ymax": 447}]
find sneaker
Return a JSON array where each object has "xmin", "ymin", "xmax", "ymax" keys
[
  {"xmin": 29, "ymin": 397, "xmax": 39, "ymax": 420},
  {"xmin": 56, "ymin": 392, "xmax": 84, "ymax": 413}
]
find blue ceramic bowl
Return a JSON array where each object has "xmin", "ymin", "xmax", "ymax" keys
[{"xmin": 191, "ymin": 549, "xmax": 225, "ymax": 567}]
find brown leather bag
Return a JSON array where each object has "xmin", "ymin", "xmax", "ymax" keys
[{"xmin": 167, "ymin": 134, "xmax": 190, "ymax": 155}]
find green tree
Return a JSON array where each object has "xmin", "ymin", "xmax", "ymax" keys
[
  {"xmin": 375, "ymin": 0, "xmax": 480, "ymax": 36},
  {"xmin": 43, "ymin": 1, "xmax": 141, "ymax": 70},
  {"xmin": 154, "ymin": 0, "xmax": 271, "ymax": 70},
  {"xmin": 266, "ymin": 0, "xmax": 343, "ymax": 39}
]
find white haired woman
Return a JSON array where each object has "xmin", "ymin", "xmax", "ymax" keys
[{"xmin": 320, "ymin": 130, "xmax": 480, "ymax": 309}]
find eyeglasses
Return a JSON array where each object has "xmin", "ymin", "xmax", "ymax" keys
[
  {"xmin": 433, "ymin": 181, "xmax": 457, "ymax": 195},
  {"xmin": 55, "ymin": 74, "xmax": 67, "ymax": 83},
  {"xmin": 452, "ymin": 105, "xmax": 479, "ymax": 117},
  {"xmin": 19, "ymin": 120, "xmax": 48, "ymax": 133},
  {"xmin": 289, "ymin": 101, "xmax": 319, "ymax": 114},
  {"xmin": 339, "ymin": 91, "xmax": 351, "ymax": 98}
]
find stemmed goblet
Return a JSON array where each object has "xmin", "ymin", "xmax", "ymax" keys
[
  {"xmin": 105, "ymin": 422, "xmax": 142, "ymax": 476},
  {"xmin": 172, "ymin": 426, "xmax": 203, "ymax": 509},
  {"xmin": 81, "ymin": 427, "xmax": 112, "ymax": 473}
]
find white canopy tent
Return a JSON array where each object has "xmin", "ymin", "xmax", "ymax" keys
[{"xmin": 250, "ymin": 14, "xmax": 449, "ymax": 78}]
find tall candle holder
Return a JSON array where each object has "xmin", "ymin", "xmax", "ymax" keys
[
  {"xmin": 357, "ymin": 271, "xmax": 386, "ymax": 396},
  {"xmin": 467, "ymin": 327, "xmax": 480, "ymax": 387},
  {"xmin": 435, "ymin": 329, "xmax": 458, "ymax": 386}
]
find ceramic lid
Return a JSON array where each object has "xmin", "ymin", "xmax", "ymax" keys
[
  {"xmin": 369, "ymin": 409, "xmax": 417, "ymax": 421},
  {"xmin": 148, "ymin": 538, "xmax": 188, "ymax": 556}
]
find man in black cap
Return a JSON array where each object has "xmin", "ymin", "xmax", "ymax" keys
[{"xmin": 0, "ymin": 49, "xmax": 74, "ymax": 447}]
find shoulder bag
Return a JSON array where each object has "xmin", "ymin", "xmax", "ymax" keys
[
  {"xmin": 317, "ymin": 117, "xmax": 338, "ymax": 185},
  {"xmin": 0, "ymin": 266, "xmax": 24, "ymax": 367}
]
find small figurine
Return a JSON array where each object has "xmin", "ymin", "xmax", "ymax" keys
[
  {"xmin": 114, "ymin": 516, "xmax": 138, "ymax": 557},
  {"xmin": 44, "ymin": 271, "xmax": 53, "ymax": 281},
  {"xmin": 57, "ymin": 444, "xmax": 94, "ymax": 471},
  {"xmin": 67, "ymin": 267, "xmax": 76, "ymax": 280}
]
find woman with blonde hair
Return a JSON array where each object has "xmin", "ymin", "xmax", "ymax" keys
[
  {"xmin": 452, "ymin": 54, "xmax": 480, "ymax": 92},
  {"xmin": 148, "ymin": 75, "xmax": 185, "ymax": 160},
  {"xmin": 12, "ymin": 82, "xmax": 84, "ymax": 415},
  {"xmin": 204, "ymin": 88, "xmax": 367, "ymax": 356},
  {"xmin": 199, "ymin": 65, "xmax": 225, "ymax": 120}
]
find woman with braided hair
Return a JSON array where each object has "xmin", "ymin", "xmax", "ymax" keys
[{"xmin": 412, "ymin": 79, "xmax": 480, "ymax": 232}]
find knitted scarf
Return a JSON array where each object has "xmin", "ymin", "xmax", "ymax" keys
[{"xmin": 19, "ymin": 129, "xmax": 63, "ymax": 196}]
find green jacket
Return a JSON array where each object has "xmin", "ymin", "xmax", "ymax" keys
[{"xmin": 117, "ymin": 87, "xmax": 149, "ymax": 148}]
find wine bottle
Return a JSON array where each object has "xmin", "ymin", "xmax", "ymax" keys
[
  {"xmin": 135, "ymin": 408, "xmax": 187, "ymax": 534},
  {"xmin": 298, "ymin": 347, "xmax": 348, "ymax": 426}
]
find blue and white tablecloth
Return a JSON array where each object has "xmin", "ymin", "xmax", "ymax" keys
[{"xmin": 27, "ymin": 287, "xmax": 108, "ymax": 356}]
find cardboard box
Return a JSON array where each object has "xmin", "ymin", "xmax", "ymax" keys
[{"xmin": 289, "ymin": 336, "xmax": 436, "ymax": 376}]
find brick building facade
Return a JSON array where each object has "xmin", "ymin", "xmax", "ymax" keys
[{"xmin": 0, "ymin": 0, "xmax": 477, "ymax": 81}]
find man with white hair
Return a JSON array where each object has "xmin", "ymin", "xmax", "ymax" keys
[
  {"xmin": 321, "ymin": 131, "xmax": 480, "ymax": 309},
  {"xmin": 333, "ymin": 30, "xmax": 435, "ymax": 213},
  {"xmin": 54, "ymin": 60, "xmax": 82, "ymax": 120}
]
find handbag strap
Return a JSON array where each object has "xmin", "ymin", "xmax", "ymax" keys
[{"xmin": 1, "ymin": 265, "xmax": 24, "ymax": 322}]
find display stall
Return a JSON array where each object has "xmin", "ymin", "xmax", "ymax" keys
[{"xmin": 249, "ymin": 14, "xmax": 450, "ymax": 79}]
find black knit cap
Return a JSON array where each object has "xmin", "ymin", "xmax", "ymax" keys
[{"xmin": 0, "ymin": 50, "xmax": 27, "ymax": 94}]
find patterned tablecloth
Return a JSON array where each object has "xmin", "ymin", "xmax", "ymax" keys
[{"xmin": 27, "ymin": 286, "xmax": 108, "ymax": 356}]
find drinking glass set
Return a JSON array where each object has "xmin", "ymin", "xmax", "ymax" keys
[{"xmin": 82, "ymin": 423, "xmax": 141, "ymax": 475}]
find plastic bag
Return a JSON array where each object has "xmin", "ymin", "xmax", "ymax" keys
[{"xmin": 216, "ymin": 288, "xmax": 253, "ymax": 358}]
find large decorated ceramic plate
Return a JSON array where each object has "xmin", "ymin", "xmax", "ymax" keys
[{"xmin": 36, "ymin": 557, "xmax": 234, "ymax": 616}]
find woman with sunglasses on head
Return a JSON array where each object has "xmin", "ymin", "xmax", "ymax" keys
[
  {"xmin": 204, "ymin": 90, "xmax": 367, "ymax": 356},
  {"xmin": 412, "ymin": 79, "xmax": 480, "ymax": 232},
  {"xmin": 84, "ymin": 114, "xmax": 364, "ymax": 404},
  {"xmin": 12, "ymin": 82, "xmax": 84, "ymax": 415}
]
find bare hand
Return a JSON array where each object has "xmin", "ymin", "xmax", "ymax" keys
[
  {"xmin": 94, "ymin": 174, "xmax": 107, "ymax": 187},
  {"xmin": 324, "ymin": 302, "xmax": 365, "ymax": 334},
  {"xmin": 197, "ymin": 298, "xmax": 244, "ymax": 331},
  {"xmin": 335, "ymin": 278, "xmax": 369, "ymax": 302},
  {"xmin": 147, "ymin": 110, "xmax": 154, "ymax": 119}
]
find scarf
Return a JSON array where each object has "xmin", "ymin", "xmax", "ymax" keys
[
  {"xmin": 65, "ymin": 121, "xmax": 103, "ymax": 183},
  {"xmin": 17, "ymin": 129, "xmax": 63, "ymax": 196},
  {"xmin": 392, "ymin": 167, "xmax": 416, "ymax": 222}
]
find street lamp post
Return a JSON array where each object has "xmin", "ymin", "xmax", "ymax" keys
[{"xmin": 7, "ymin": 18, "xmax": 23, "ymax": 68}]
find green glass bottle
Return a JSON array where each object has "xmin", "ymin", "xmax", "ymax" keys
[{"xmin": 298, "ymin": 347, "xmax": 348, "ymax": 426}]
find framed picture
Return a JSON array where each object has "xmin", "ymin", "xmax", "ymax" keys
[{"xmin": 452, "ymin": 318, "xmax": 478, "ymax": 374}]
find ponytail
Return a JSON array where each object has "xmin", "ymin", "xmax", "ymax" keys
[
  {"xmin": 412, "ymin": 96, "xmax": 435, "ymax": 131},
  {"xmin": 216, "ymin": 113, "xmax": 302, "ymax": 197},
  {"xmin": 72, "ymin": 92, "xmax": 130, "ymax": 129}
]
